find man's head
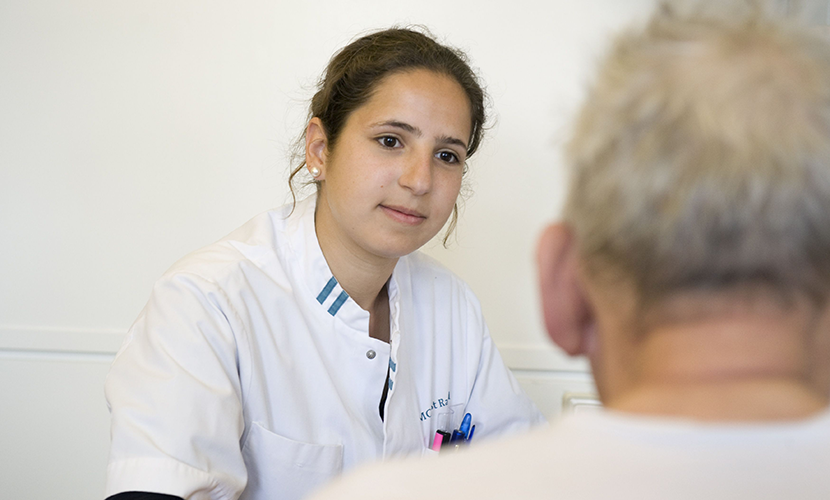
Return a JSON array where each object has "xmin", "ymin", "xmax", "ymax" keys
[{"xmin": 538, "ymin": 2, "xmax": 830, "ymax": 416}]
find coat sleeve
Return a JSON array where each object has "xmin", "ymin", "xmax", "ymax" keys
[
  {"xmin": 105, "ymin": 272, "xmax": 248, "ymax": 500},
  {"xmin": 460, "ymin": 287, "xmax": 547, "ymax": 440}
]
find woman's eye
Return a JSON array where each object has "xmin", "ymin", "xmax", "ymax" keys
[
  {"xmin": 378, "ymin": 136, "xmax": 401, "ymax": 148},
  {"xmin": 437, "ymin": 151, "xmax": 459, "ymax": 164}
]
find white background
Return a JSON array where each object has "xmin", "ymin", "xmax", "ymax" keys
[{"xmin": 7, "ymin": 0, "xmax": 770, "ymax": 498}]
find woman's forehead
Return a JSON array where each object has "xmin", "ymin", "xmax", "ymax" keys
[{"xmin": 346, "ymin": 69, "xmax": 472, "ymax": 143}]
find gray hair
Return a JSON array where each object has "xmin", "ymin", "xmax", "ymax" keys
[{"xmin": 564, "ymin": 1, "xmax": 830, "ymax": 304}]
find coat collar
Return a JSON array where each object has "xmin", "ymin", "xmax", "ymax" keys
[{"xmin": 284, "ymin": 195, "xmax": 405, "ymax": 337}]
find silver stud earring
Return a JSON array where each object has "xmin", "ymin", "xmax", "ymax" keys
[{"xmin": 309, "ymin": 166, "xmax": 321, "ymax": 179}]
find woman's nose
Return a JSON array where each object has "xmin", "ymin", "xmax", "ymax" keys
[{"xmin": 398, "ymin": 153, "xmax": 432, "ymax": 195}]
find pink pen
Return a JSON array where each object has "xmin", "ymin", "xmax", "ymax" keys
[{"xmin": 432, "ymin": 432, "xmax": 444, "ymax": 451}]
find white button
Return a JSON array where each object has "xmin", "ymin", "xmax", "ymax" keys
[{"xmin": 366, "ymin": 350, "xmax": 376, "ymax": 359}]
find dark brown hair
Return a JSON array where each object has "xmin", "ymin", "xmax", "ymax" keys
[{"xmin": 288, "ymin": 26, "xmax": 487, "ymax": 243}]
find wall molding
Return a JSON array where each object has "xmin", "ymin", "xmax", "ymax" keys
[
  {"xmin": 497, "ymin": 342, "xmax": 590, "ymax": 372},
  {"xmin": 0, "ymin": 326, "xmax": 125, "ymax": 355},
  {"xmin": 0, "ymin": 327, "xmax": 591, "ymax": 373}
]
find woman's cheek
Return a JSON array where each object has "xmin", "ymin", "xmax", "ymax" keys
[{"xmin": 440, "ymin": 172, "xmax": 464, "ymax": 204}]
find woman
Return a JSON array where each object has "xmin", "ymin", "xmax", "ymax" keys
[{"xmin": 105, "ymin": 27, "xmax": 543, "ymax": 500}]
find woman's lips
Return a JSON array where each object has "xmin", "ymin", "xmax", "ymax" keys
[{"xmin": 380, "ymin": 204, "xmax": 427, "ymax": 226}]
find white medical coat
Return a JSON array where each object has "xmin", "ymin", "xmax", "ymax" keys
[{"xmin": 105, "ymin": 195, "xmax": 544, "ymax": 500}]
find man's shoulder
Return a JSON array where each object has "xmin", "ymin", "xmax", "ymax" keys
[
  {"xmin": 311, "ymin": 423, "xmax": 562, "ymax": 500},
  {"xmin": 311, "ymin": 409, "xmax": 830, "ymax": 500}
]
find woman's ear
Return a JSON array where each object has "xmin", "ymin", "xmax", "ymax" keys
[
  {"xmin": 536, "ymin": 222, "xmax": 596, "ymax": 356},
  {"xmin": 305, "ymin": 117, "xmax": 328, "ymax": 180}
]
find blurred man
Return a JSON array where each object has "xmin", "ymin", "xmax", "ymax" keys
[{"xmin": 311, "ymin": 2, "xmax": 830, "ymax": 499}]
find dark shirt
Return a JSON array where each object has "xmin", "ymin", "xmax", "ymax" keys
[{"xmin": 106, "ymin": 493, "xmax": 183, "ymax": 500}]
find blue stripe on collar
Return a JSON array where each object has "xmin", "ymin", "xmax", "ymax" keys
[
  {"xmin": 317, "ymin": 276, "xmax": 337, "ymax": 304},
  {"xmin": 327, "ymin": 290, "xmax": 349, "ymax": 316}
]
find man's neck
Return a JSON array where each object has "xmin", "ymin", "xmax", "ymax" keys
[
  {"xmin": 601, "ymin": 294, "xmax": 830, "ymax": 421},
  {"xmin": 609, "ymin": 379, "xmax": 827, "ymax": 421}
]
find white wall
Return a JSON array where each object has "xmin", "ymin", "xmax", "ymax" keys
[
  {"xmin": 0, "ymin": 0, "xmax": 660, "ymax": 354},
  {"xmin": 0, "ymin": 1, "xmax": 663, "ymax": 498}
]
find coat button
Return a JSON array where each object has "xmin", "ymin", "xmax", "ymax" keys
[{"xmin": 366, "ymin": 350, "xmax": 376, "ymax": 359}]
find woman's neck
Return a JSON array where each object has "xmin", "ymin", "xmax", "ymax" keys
[{"xmin": 314, "ymin": 207, "xmax": 397, "ymax": 312}]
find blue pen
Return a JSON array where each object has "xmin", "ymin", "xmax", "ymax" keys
[
  {"xmin": 449, "ymin": 413, "xmax": 473, "ymax": 444},
  {"xmin": 447, "ymin": 413, "xmax": 474, "ymax": 447},
  {"xmin": 459, "ymin": 413, "xmax": 472, "ymax": 437}
]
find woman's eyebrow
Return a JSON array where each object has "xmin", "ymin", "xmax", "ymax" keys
[
  {"xmin": 371, "ymin": 120, "xmax": 467, "ymax": 149},
  {"xmin": 437, "ymin": 135, "xmax": 467, "ymax": 150},
  {"xmin": 371, "ymin": 120, "xmax": 420, "ymax": 135}
]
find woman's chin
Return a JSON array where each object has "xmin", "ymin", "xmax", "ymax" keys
[{"xmin": 367, "ymin": 236, "xmax": 433, "ymax": 260}]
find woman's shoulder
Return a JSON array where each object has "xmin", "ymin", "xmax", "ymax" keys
[
  {"xmin": 401, "ymin": 251, "xmax": 481, "ymax": 307},
  {"xmin": 160, "ymin": 202, "xmax": 299, "ymax": 289},
  {"xmin": 403, "ymin": 250, "xmax": 462, "ymax": 282}
]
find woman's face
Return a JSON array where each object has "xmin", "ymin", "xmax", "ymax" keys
[{"xmin": 310, "ymin": 69, "xmax": 472, "ymax": 262}]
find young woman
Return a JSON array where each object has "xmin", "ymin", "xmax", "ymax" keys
[{"xmin": 105, "ymin": 28, "xmax": 543, "ymax": 500}]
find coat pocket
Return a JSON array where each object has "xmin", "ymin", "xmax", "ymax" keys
[{"xmin": 240, "ymin": 421, "xmax": 344, "ymax": 500}]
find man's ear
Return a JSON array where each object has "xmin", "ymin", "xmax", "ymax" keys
[
  {"xmin": 305, "ymin": 117, "xmax": 328, "ymax": 180},
  {"xmin": 536, "ymin": 222, "xmax": 596, "ymax": 356}
]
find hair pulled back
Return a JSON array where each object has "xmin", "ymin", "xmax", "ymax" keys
[{"xmin": 288, "ymin": 27, "xmax": 487, "ymax": 242}]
